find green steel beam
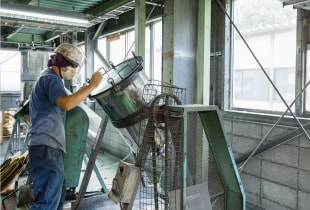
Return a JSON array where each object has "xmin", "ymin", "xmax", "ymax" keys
[
  {"xmin": 101, "ymin": 5, "xmax": 161, "ymax": 36},
  {"xmin": 86, "ymin": 0, "xmax": 133, "ymax": 16},
  {"xmin": 5, "ymin": 33, "xmax": 45, "ymax": 45},
  {"xmin": 197, "ymin": 0, "xmax": 211, "ymax": 105},
  {"xmin": 165, "ymin": 104, "xmax": 246, "ymax": 210},
  {"xmin": 134, "ymin": 0, "xmax": 146, "ymax": 62},
  {"xmin": 181, "ymin": 111, "xmax": 187, "ymax": 209},
  {"xmin": 44, "ymin": 31, "xmax": 62, "ymax": 43},
  {"xmin": 199, "ymin": 110, "xmax": 245, "ymax": 210},
  {"xmin": 196, "ymin": 0, "xmax": 211, "ymax": 182},
  {"xmin": 37, "ymin": 3, "xmax": 88, "ymax": 12}
]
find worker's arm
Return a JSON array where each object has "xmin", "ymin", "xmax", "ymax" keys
[{"xmin": 55, "ymin": 71, "xmax": 103, "ymax": 111}]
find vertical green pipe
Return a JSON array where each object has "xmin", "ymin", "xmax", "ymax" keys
[
  {"xmin": 181, "ymin": 112, "xmax": 187, "ymax": 209},
  {"xmin": 197, "ymin": 0, "xmax": 211, "ymax": 105},
  {"xmin": 164, "ymin": 116, "xmax": 169, "ymax": 210},
  {"xmin": 135, "ymin": 0, "xmax": 146, "ymax": 65}
]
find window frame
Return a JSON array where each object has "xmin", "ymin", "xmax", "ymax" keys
[
  {"xmin": 97, "ymin": 19, "xmax": 162, "ymax": 81},
  {"xmin": 227, "ymin": 0, "xmax": 305, "ymax": 118},
  {"xmin": 0, "ymin": 50, "xmax": 21, "ymax": 92}
]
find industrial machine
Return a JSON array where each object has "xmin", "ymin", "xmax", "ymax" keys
[
  {"xmin": 2, "ymin": 52, "xmax": 245, "ymax": 210},
  {"xmin": 84, "ymin": 52, "xmax": 246, "ymax": 209}
]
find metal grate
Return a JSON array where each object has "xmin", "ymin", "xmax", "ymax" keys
[
  {"xmin": 163, "ymin": 116, "xmax": 183, "ymax": 210},
  {"xmin": 208, "ymin": 144, "xmax": 225, "ymax": 210}
]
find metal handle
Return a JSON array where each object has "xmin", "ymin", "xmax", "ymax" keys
[
  {"xmin": 85, "ymin": 67, "xmax": 106, "ymax": 83},
  {"xmin": 132, "ymin": 52, "xmax": 143, "ymax": 72}
]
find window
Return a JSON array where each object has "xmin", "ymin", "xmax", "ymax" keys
[
  {"xmin": 232, "ymin": 0, "xmax": 296, "ymax": 112},
  {"xmin": 98, "ymin": 38, "xmax": 107, "ymax": 58},
  {"xmin": 68, "ymin": 44, "xmax": 86, "ymax": 91},
  {"xmin": 109, "ymin": 34, "xmax": 126, "ymax": 65},
  {"xmin": 153, "ymin": 21, "xmax": 162, "ymax": 81},
  {"xmin": 94, "ymin": 38, "xmax": 107, "ymax": 72},
  {"xmin": 145, "ymin": 26, "xmax": 151, "ymax": 78},
  {"xmin": 0, "ymin": 50, "xmax": 21, "ymax": 91},
  {"xmin": 97, "ymin": 20, "xmax": 163, "ymax": 81},
  {"xmin": 306, "ymin": 45, "xmax": 310, "ymax": 112},
  {"xmin": 127, "ymin": 30, "xmax": 135, "ymax": 59}
]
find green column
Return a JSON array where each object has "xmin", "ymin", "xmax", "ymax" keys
[{"xmin": 135, "ymin": 0, "xmax": 146, "ymax": 65}]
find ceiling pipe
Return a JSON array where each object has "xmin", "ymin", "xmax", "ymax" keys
[
  {"xmin": 0, "ymin": 2, "xmax": 94, "ymax": 27},
  {"xmin": 1, "ymin": 19, "xmax": 86, "ymax": 32}
]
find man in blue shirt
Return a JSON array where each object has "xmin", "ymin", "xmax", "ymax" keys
[{"xmin": 28, "ymin": 43, "xmax": 103, "ymax": 210}]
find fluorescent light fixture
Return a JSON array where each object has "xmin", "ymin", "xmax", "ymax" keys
[{"xmin": 0, "ymin": 7, "xmax": 91, "ymax": 27}]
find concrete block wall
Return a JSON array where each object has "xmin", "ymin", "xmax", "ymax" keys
[
  {"xmin": 222, "ymin": 117, "xmax": 310, "ymax": 209},
  {"xmin": 92, "ymin": 100, "xmax": 310, "ymax": 209}
]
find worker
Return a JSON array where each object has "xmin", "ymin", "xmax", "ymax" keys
[{"xmin": 27, "ymin": 43, "xmax": 103, "ymax": 210}]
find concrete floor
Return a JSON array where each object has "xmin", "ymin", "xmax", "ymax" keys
[
  {"xmin": 1, "ymin": 132, "xmax": 205, "ymax": 210},
  {"xmin": 0, "ymin": 132, "xmax": 257, "ymax": 209}
]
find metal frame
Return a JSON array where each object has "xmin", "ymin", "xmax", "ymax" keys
[
  {"xmin": 165, "ymin": 104, "xmax": 246, "ymax": 210},
  {"xmin": 72, "ymin": 116, "xmax": 109, "ymax": 210},
  {"xmin": 4, "ymin": 117, "xmax": 29, "ymax": 161}
]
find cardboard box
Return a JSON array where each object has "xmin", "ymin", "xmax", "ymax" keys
[
  {"xmin": 0, "ymin": 110, "xmax": 3, "ymax": 144},
  {"xmin": 3, "ymin": 109, "xmax": 16, "ymax": 136}
]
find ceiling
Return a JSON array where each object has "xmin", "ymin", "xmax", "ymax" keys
[
  {"xmin": 280, "ymin": 0, "xmax": 310, "ymax": 10},
  {"xmin": 0, "ymin": 0, "xmax": 162, "ymax": 50},
  {"xmin": 2, "ymin": 0, "xmax": 310, "ymax": 51}
]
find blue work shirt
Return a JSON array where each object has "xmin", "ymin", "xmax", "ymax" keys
[{"xmin": 28, "ymin": 68, "xmax": 67, "ymax": 152}]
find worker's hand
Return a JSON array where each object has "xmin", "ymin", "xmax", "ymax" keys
[
  {"xmin": 78, "ymin": 86, "xmax": 87, "ymax": 91},
  {"xmin": 56, "ymin": 72, "xmax": 103, "ymax": 111},
  {"xmin": 89, "ymin": 71, "xmax": 103, "ymax": 88}
]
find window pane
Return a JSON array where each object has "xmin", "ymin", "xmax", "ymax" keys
[
  {"xmin": 0, "ymin": 50, "xmax": 21, "ymax": 91},
  {"xmin": 98, "ymin": 37, "xmax": 107, "ymax": 58},
  {"xmin": 127, "ymin": 30, "xmax": 135, "ymax": 59},
  {"xmin": 94, "ymin": 53, "xmax": 103, "ymax": 72},
  {"xmin": 306, "ymin": 47, "xmax": 310, "ymax": 111},
  {"xmin": 110, "ymin": 34, "xmax": 125, "ymax": 64},
  {"xmin": 233, "ymin": 69, "xmax": 270, "ymax": 109},
  {"xmin": 273, "ymin": 68, "xmax": 295, "ymax": 101},
  {"xmin": 234, "ymin": 69, "xmax": 269, "ymax": 100},
  {"xmin": 145, "ymin": 26, "xmax": 151, "ymax": 78},
  {"xmin": 154, "ymin": 22, "xmax": 162, "ymax": 81},
  {"xmin": 232, "ymin": 0, "xmax": 296, "ymax": 112},
  {"xmin": 96, "ymin": 37, "xmax": 108, "ymax": 71}
]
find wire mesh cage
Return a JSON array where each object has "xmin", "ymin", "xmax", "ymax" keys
[
  {"xmin": 164, "ymin": 113, "xmax": 225, "ymax": 210},
  {"xmin": 137, "ymin": 80, "xmax": 186, "ymax": 209},
  {"xmin": 136, "ymin": 81, "xmax": 228, "ymax": 209},
  {"xmin": 140, "ymin": 80, "xmax": 186, "ymax": 108},
  {"xmin": 208, "ymin": 138, "xmax": 225, "ymax": 210}
]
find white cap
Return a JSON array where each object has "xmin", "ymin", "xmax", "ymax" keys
[{"xmin": 55, "ymin": 43, "xmax": 83, "ymax": 66}]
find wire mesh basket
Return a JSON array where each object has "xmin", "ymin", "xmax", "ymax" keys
[{"xmin": 137, "ymin": 80, "xmax": 185, "ymax": 209}]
